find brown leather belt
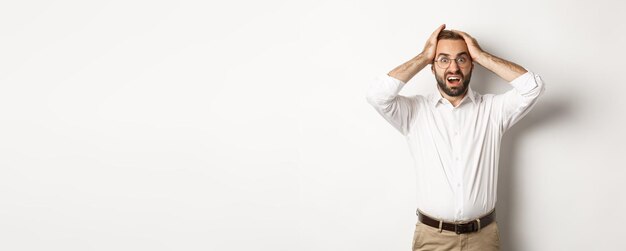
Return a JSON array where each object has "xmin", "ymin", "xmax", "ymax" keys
[{"xmin": 417, "ymin": 209, "xmax": 495, "ymax": 235}]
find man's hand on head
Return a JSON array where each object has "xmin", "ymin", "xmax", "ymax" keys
[
  {"xmin": 421, "ymin": 24, "xmax": 446, "ymax": 62},
  {"xmin": 451, "ymin": 29, "xmax": 528, "ymax": 82},
  {"xmin": 451, "ymin": 29, "xmax": 485, "ymax": 62}
]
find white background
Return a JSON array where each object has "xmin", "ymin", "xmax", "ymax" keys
[{"xmin": 1, "ymin": 0, "xmax": 625, "ymax": 250}]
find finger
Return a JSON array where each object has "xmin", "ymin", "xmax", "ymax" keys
[
  {"xmin": 434, "ymin": 24, "xmax": 446, "ymax": 34},
  {"xmin": 455, "ymin": 31, "xmax": 475, "ymax": 43},
  {"xmin": 450, "ymin": 29, "xmax": 468, "ymax": 38},
  {"xmin": 430, "ymin": 24, "xmax": 446, "ymax": 40},
  {"xmin": 451, "ymin": 29, "xmax": 474, "ymax": 43}
]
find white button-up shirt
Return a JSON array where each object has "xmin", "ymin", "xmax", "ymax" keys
[{"xmin": 366, "ymin": 71, "xmax": 545, "ymax": 222}]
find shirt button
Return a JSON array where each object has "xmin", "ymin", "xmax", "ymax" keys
[{"xmin": 455, "ymin": 157, "xmax": 459, "ymax": 161}]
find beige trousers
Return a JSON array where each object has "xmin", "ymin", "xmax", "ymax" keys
[{"xmin": 412, "ymin": 220, "xmax": 501, "ymax": 251}]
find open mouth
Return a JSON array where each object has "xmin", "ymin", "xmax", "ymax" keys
[{"xmin": 446, "ymin": 75, "xmax": 462, "ymax": 86}]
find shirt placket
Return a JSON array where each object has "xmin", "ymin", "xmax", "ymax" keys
[{"xmin": 451, "ymin": 107, "xmax": 464, "ymax": 221}]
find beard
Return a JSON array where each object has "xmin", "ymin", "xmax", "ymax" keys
[{"xmin": 435, "ymin": 69, "xmax": 472, "ymax": 97}]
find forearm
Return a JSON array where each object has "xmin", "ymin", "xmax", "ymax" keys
[
  {"xmin": 475, "ymin": 51, "xmax": 527, "ymax": 82},
  {"xmin": 387, "ymin": 53, "xmax": 431, "ymax": 83}
]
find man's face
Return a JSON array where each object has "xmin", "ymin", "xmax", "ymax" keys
[{"xmin": 431, "ymin": 39, "xmax": 474, "ymax": 97}]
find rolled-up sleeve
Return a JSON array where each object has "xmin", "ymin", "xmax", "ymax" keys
[
  {"xmin": 494, "ymin": 71, "xmax": 546, "ymax": 132},
  {"xmin": 366, "ymin": 74, "xmax": 418, "ymax": 136}
]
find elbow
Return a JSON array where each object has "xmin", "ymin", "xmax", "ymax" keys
[
  {"xmin": 366, "ymin": 93, "xmax": 391, "ymax": 108},
  {"xmin": 533, "ymin": 73, "xmax": 547, "ymax": 97},
  {"xmin": 366, "ymin": 91, "xmax": 381, "ymax": 106},
  {"xmin": 366, "ymin": 94, "xmax": 376, "ymax": 106}
]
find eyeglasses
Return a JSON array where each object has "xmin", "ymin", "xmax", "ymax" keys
[{"xmin": 434, "ymin": 56, "xmax": 470, "ymax": 69}]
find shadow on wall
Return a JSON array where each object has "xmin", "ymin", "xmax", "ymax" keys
[
  {"xmin": 496, "ymin": 92, "xmax": 572, "ymax": 251},
  {"xmin": 468, "ymin": 64, "xmax": 574, "ymax": 250}
]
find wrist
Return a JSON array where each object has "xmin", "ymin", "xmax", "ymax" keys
[
  {"xmin": 414, "ymin": 53, "xmax": 433, "ymax": 68},
  {"xmin": 474, "ymin": 51, "xmax": 488, "ymax": 64},
  {"xmin": 417, "ymin": 52, "xmax": 433, "ymax": 64}
]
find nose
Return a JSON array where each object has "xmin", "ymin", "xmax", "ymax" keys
[{"xmin": 448, "ymin": 59, "xmax": 460, "ymax": 71}]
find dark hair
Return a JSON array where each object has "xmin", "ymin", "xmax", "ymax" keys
[{"xmin": 437, "ymin": 30, "xmax": 463, "ymax": 40}]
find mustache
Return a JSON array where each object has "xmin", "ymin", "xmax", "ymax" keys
[{"xmin": 445, "ymin": 70, "xmax": 464, "ymax": 77}]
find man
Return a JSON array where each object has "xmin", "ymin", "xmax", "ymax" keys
[{"xmin": 365, "ymin": 24, "xmax": 545, "ymax": 251}]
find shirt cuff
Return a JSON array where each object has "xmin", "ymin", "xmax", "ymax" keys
[{"xmin": 509, "ymin": 71, "xmax": 538, "ymax": 93}]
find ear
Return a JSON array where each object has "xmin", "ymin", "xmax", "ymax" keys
[{"xmin": 431, "ymin": 64, "xmax": 435, "ymax": 74}]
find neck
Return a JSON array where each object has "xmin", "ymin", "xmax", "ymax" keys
[{"xmin": 438, "ymin": 86, "xmax": 468, "ymax": 108}]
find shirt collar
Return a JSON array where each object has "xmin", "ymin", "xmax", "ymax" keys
[{"xmin": 430, "ymin": 86, "xmax": 479, "ymax": 107}]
